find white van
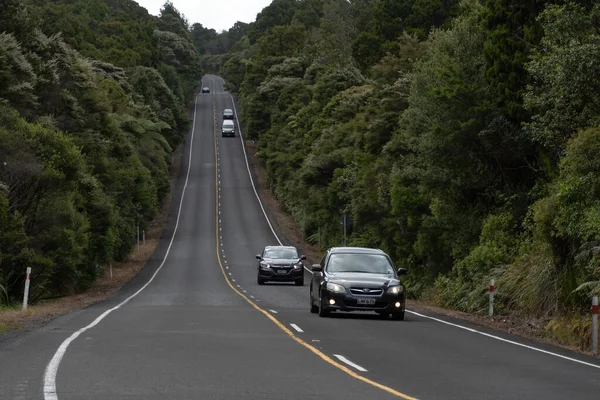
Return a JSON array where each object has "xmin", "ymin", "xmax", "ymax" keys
[{"xmin": 222, "ymin": 120, "xmax": 235, "ymax": 137}]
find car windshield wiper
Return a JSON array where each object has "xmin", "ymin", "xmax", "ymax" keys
[{"xmin": 338, "ymin": 270, "xmax": 372, "ymax": 273}]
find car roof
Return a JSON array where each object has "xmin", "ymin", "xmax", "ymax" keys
[
  {"xmin": 328, "ymin": 247, "xmax": 386, "ymax": 255},
  {"xmin": 224, "ymin": 108, "xmax": 233, "ymax": 112},
  {"xmin": 264, "ymin": 245, "xmax": 297, "ymax": 250},
  {"xmin": 223, "ymin": 119, "xmax": 234, "ymax": 124}
]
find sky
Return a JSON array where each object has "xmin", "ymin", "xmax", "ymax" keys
[{"xmin": 134, "ymin": 0, "xmax": 273, "ymax": 32}]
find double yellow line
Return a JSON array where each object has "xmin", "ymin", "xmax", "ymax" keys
[{"xmin": 211, "ymin": 101, "xmax": 418, "ymax": 400}]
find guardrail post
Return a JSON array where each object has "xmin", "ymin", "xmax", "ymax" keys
[
  {"xmin": 592, "ymin": 295, "xmax": 598, "ymax": 356},
  {"xmin": 489, "ymin": 279, "xmax": 495, "ymax": 317},
  {"xmin": 22, "ymin": 267, "xmax": 31, "ymax": 311}
]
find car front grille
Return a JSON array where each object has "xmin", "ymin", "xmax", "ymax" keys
[{"xmin": 350, "ymin": 287, "xmax": 383, "ymax": 296}]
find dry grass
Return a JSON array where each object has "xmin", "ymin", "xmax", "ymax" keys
[{"xmin": 0, "ymin": 143, "xmax": 184, "ymax": 336}]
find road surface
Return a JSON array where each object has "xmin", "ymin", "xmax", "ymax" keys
[{"xmin": 0, "ymin": 75, "xmax": 599, "ymax": 399}]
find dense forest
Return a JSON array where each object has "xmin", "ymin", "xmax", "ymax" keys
[
  {"xmin": 0, "ymin": 0, "xmax": 202, "ymax": 304},
  {"xmin": 218, "ymin": 0, "xmax": 600, "ymax": 334},
  {"xmin": 2, "ymin": 0, "xmax": 600, "ymax": 344}
]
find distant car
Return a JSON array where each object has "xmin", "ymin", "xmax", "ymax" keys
[
  {"xmin": 201, "ymin": 87, "xmax": 210, "ymax": 94},
  {"xmin": 222, "ymin": 120, "xmax": 235, "ymax": 137},
  {"xmin": 223, "ymin": 108, "xmax": 234, "ymax": 119},
  {"xmin": 309, "ymin": 247, "xmax": 407, "ymax": 319},
  {"xmin": 256, "ymin": 245, "xmax": 307, "ymax": 286}
]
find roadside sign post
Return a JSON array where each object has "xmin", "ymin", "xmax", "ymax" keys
[
  {"xmin": 343, "ymin": 213, "xmax": 347, "ymax": 246},
  {"xmin": 593, "ymin": 296, "xmax": 598, "ymax": 356},
  {"xmin": 489, "ymin": 279, "xmax": 495, "ymax": 317},
  {"xmin": 22, "ymin": 267, "xmax": 31, "ymax": 311}
]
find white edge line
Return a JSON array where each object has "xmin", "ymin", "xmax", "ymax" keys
[
  {"xmin": 225, "ymin": 77, "xmax": 600, "ymax": 371},
  {"xmin": 229, "ymin": 94, "xmax": 313, "ymax": 276},
  {"xmin": 333, "ymin": 355, "xmax": 367, "ymax": 372},
  {"xmin": 230, "ymin": 97, "xmax": 281, "ymax": 245},
  {"xmin": 42, "ymin": 91, "xmax": 202, "ymax": 400},
  {"xmin": 290, "ymin": 323, "xmax": 304, "ymax": 333},
  {"xmin": 406, "ymin": 310, "xmax": 600, "ymax": 369},
  {"xmin": 269, "ymin": 309, "xmax": 278, "ymax": 314}
]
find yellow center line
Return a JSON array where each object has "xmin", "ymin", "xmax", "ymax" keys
[{"xmin": 211, "ymin": 100, "xmax": 418, "ymax": 400}]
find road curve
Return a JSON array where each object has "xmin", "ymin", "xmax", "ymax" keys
[{"xmin": 0, "ymin": 76, "xmax": 599, "ymax": 399}]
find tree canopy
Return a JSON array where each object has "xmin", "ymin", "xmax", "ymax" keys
[
  {"xmin": 219, "ymin": 0, "xmax": 600, "ymax": 326},
  {"xmin": 0, "ymin": 0, "xmax": 203, "ymax": 303}
]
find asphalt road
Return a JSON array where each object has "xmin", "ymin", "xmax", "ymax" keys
[{"xmin": 0, "ymin": 75, "xmax": 599, "ymax": 399}]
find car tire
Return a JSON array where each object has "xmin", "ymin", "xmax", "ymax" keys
[
  {"xmin": 392, "ymin": 311, "xmax": 405, "ymax": 321},
  {"xmin": 379, "ymin": 312, "xmax": 390, "ymax": 320},
  {"xmin": 318, "ymin": 298, "xmax": 330, "ymax": 318},
  {"xmin": 257, "ymin": 273, "xmax": 266, "ymax": 285},
  {"xmin": 310, "ymin": 297, "xmax": 318, "ymax": 314}
]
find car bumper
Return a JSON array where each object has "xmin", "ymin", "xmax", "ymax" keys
[
  {"xmin": 321, "ymin": 290, "xmax": 405, "ymax": 313},
  {"xmin": 222, "ymin": 131, "xmax": 235, "ymax": 136},
  {"xmin": 259, "ymin": 267, "xmax": 304, "ymax": 281}
]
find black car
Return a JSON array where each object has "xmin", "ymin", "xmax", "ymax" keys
[
  {"xmin": 201, "ymin": 87, "xmax": 210, "ymax": 94},
  {"xmin": 223, "ymin": 108, "xmax": 234, "ymax": 119},
  {"xmin": 256, "ymin": 245, "xmax": 306, "ymax": 286},
  {"xmin": 309, "ymin": 247, "xmax": 407, "ymax": 319}
]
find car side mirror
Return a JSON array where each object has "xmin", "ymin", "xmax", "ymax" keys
[
  {"xmin": 397, "ymin": 268, "xmax": 408, "ymax": 276},
  {"xmin": 256, "ymin": 255, "xmax": 262, "ymax": 260},
  {"xmin": 300, "ymin": 255, "xmax": 307, "ymax": 260},
  {"xmin": 312, "ymin": 264, "xmax": 323, "ymax": 272}
]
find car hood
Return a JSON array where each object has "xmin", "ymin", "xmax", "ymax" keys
[
  {"xmin": 262, "ymin": 258, "xmax": 300, "ymax": 266},
  {"xmin": 327, "ymin": 272, "xmax": 399, "ymax": 288}
]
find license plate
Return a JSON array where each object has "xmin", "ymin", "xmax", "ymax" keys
[
  {"xmin": 276, "ymin": 269, "xmax": 287, "ymax": 274},
  {"xmin": 357, "ymin": 298, "xmax": 376, "ymax": 305}
]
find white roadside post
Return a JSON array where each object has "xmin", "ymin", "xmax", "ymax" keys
[
  {"xmin": 592, "ymin": 296, "xmax": 598, "ymax": 356},
  {"xmin": 137, "ymin": 224, "xmax": 140, "ymax": 252},
  {"xmin": 489, "ymin": 279, "xmax": 495, "ymax": 317},
  {"xmin": 22, "ymin": 267, "xmax": 31, "ymax": 311}
]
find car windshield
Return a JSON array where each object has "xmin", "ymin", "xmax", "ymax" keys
[
  {"xmin": 224, "ymin": 109, "xmax": 232, "ymax": 114},
  {"xmin": 264, "ymin": 248, "xmax": 298, "ymax": 259},
  {"xmin": 326, "ymin": 253, "xmax": 394, "ymax": 274}
]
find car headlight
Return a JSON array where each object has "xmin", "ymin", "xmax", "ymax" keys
[
  {"xmin": 259, "ymin": 261, "xmax": 271, "ymax": 269},
  {"xmin": 326, "ymin": 282, "xmax": 345, "ymax": 293},
  {"xmin": 387, "ymin": 286, "xmax": 403, "ymax": 295},
  {"xmin": 293, "ymin": 263, "xmax": 303, "ymax": 269}
]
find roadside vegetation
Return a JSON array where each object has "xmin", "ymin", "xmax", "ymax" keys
[
  {"xmin": 0, "ymin": 0, "xmax": 202, "ymax": 307},
  {"xmin": 214, "ymin": 0, "xmax": 600, "ymax": 349}
]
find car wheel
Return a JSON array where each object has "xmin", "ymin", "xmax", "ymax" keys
[
  {"xmin": 257, "ymin": 273, "xmax": 265, "ymax": 285},
  {"xmin": 392, "ymin": 311, "xmax": 405, "ymax": 321},
  {"xmin": 379, "ymin": 312, "xmax": 390, "ymax": 320},
  {"xmin": 318, "ymin": 298, "xmax": 330, "ymax": 318},
  {"xmin": 310, "ymin": 297, "xmax": 318, "ymax": 314}
]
